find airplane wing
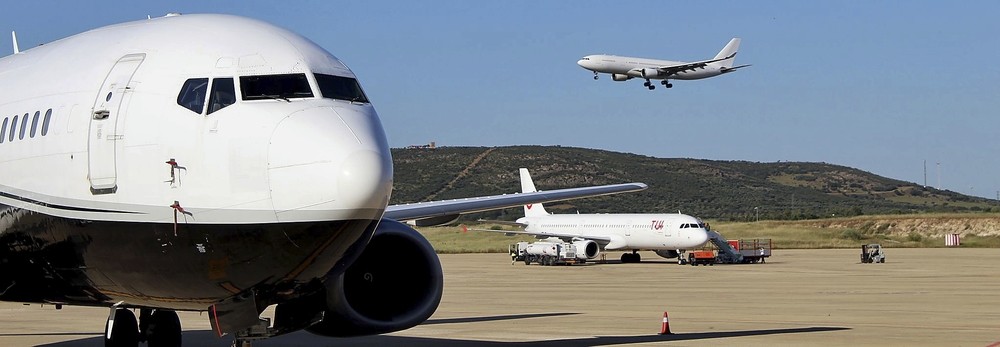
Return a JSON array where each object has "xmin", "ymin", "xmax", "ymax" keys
[
  {"xmin": 467, "ymin": 226, "xmax": 614, "ymax": 245},
  {"xmin": 653, "ymin": 52, "xmax": 738, "ymax": 75},
  {"xmin": 383, "ymin": 183, "xmax": 647, "ymax": 222}
]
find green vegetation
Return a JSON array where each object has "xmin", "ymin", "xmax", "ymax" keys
[{"xmin": 392, "ymin": 146, "xmax": 999, "ymax": 221}]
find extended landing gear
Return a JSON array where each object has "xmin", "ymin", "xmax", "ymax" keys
[
  {"xmin": 593, "ymin": 71, "xmax": 599, "ymax": 80},
  {"xmin": 643, "ymin": 79, "xmax": 655, "ymax": 90},
  {"xmin": 106, "ymin": 308, "xmax": 139, "ymax": 347},
  {"xmin": 660, "ymin": 80, "xmax": 673, "ymax": 88},
  {"xmin": 105, "ymin": 307, "xmax": 182, "ymax": 347},
  {"xmin": 620, "ymin": 251, "xmax": 642, "ymax": 263}
]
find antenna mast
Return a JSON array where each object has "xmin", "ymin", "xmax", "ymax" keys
[{"xmin": 11, "ymin": 31, "xmax": 19, "ymax": 54}]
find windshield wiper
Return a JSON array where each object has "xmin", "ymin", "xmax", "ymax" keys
[{"xmin": 260, "ymin": 94, "xmax": 290, "ymax": 102}]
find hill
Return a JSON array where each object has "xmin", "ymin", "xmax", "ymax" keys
[{"xmin": 390, "ymin": 146, "xmax": 998, "ymax": 221}]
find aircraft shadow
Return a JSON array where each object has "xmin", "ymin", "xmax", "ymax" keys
[{"xmin": 40, "ymin": 325, "xmax": 849, "ymax": 347}]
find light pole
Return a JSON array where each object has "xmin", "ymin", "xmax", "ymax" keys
[{"xmin": 754, "ymin": 206, "xmax": 759, "ymax": 222}]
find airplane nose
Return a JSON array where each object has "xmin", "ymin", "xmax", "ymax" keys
[
  {"xmin": 577, "ymin": 59, "xmax": 589, "ymax": 69},
  {"xmin": 692, "ymin": 229, "xmax": 710, "ymax": 248},
  {"xmin": 267, "ymin": 106, "xmax": 392, "ymax": 222}
]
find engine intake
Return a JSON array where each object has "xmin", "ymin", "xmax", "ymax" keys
[
  {"xmin": 572, "ymin": 240, "xmax": 600, "ymax": 260},
  {"xmin": 305, "ymin": 219, "xmax": 443, "ymax": 337}
]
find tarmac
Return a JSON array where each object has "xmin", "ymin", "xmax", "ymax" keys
[{"xmin": 1, "ymin": 248, "xmax": 998, "ymax": 346}]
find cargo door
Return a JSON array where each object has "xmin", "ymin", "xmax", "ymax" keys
[{"xmin": 88, "ymin": 54, "xmax": 145, "ymax": 194}]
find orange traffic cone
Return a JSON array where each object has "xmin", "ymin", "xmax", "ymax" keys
[{"xmin": 659, "ymin": 311, "xmax": 672, "ymax": 335}]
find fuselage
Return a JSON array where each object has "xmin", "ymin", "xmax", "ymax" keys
[
  {"xmin": 516, "ymin": 213, "xmax": 709, "ymax": 251},
  {"xmin": 0, "ymin": 14, "xmax": 391, "ymax": 310},
  {"xmin": 577, "ymin": 55, "xmax": 727, "ymax": 80}
]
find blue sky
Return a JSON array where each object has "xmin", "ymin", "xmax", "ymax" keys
[{"xmin": 4, "ymin": 1, "xmax": 999, "ymax": 198}]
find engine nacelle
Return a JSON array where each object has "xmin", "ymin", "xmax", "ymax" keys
[
  {"xmin": 639, "ymin": 68, "xmax": 663, "ymax": 79},
  {"xmin": 305, "ymin": 219, "xmax": 443, "ymax": 337},
  {"xmin": 572, "ymin": 240, "xmax": 600, "ymax": 260},
  {"xmin": 654, "ymin": 249, "xmax": 680, "ymax": 259},
  {"xmin": 611, "ymin": 73, "xmax": 632, "ymax": 81}
]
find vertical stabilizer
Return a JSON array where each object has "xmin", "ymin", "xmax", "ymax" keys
[
  {"xmin": 519, "ymin": 168, "xmax": 549, "ymax": 217},
  {"xmin": 713, "ymin": 38, "xmax": 740, "ymax": 67},
  {"xmin": 11, "ymin": 31, "xmax": 19, "ymax": 54}
]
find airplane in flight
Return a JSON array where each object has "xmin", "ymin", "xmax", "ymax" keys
[
  {"xmin": 476, "ymin": 168, "xmax": 710, "ymax": 263},
  {"xmin": 577, "ymin": 38, "xmax": 750, "ymax": 90},
  {"xmin": 0, "ymin": 14, "xmax": 647, "ymax": 347}
]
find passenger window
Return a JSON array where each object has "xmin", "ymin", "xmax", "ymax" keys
[
  {"xmin": 177, "ymin": 78, "xmax": 209, "ymax": 114},
  {"xmin": 207, "ymin": 78, "xmax": 236, "ymax": 115},
  {"xmin": 8, "ymin": 115, "xmax": 16, "ymax": 142},
  {"xmin": 30, "ymin": 111, "xmax": 40, "ymax": 138},
  {"xmin": 19, "ymin": 113, "xmax": 28, "ymax": 140},
  {"xmin": 41, "ymin": 109, "xmax": 52, "ymax": 136},
  {"xmin": 0, "ymin": 117, "xmax": 7, "ymax": 143}
]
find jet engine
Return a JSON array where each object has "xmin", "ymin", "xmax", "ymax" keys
[
  {"xmin": 654, "ymin": 249, "xmax": 680, "ymax": 259},
  {"xmin": 611, "ymin": 74, "xmax": 632, "ymax": 81},
  {"xmin": 639, "ymin": 68, "xmax": 662, "ymax": 79},
  {"xmin": 304, "ymin": 219, "xmax": 443, "ymax": 337},
  {"xmin": 572, "ymin": 240, "xmax": 600, "ymax": 260}
]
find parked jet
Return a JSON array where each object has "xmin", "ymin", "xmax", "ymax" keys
[
  {"xmin": 476, "ymin": 169, "xmax": 709, "ymax": 263},
  {"xmin": 0, "ymin": 14, "xmax": 647, "ymax": 347},
  {"xmin": 577, "ymin": 38, "xmax": 750, "ymax": 90}
]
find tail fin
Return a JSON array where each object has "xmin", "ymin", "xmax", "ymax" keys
[
  {"xmin": 519, "ymin": 168, "xmax": 549, "ymax": 217},
  {"xmin": 713, "ymin": 38, "xmax": 740, "ymax": 68}
]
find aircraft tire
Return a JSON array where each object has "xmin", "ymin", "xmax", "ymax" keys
[
  {"xmin": 146, "ymin": 310, "xmax": 182, "ymax": 347},
  {"xmin": 105, "ymin": 308, "xmax": 139, "ymax": 347},
  {"xmin": 648, "ymin": 85, "xmax": 655, "ymax": 90}
]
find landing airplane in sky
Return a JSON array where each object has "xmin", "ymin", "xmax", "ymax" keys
[
  {"xmin": 577, "ymin": 38, "xmax": 750, "ymax": 90},
  {"xmin": 477, "ymin": 169, "xmax": 709, "ymax": 263},
  {"xmin": 0, "ymin": 14, "xmax": 647, "ymax": 347}
]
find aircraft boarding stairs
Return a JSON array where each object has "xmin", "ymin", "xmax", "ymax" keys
[{"xmin": 707, "ymin": 230, "xmax": 743, "ymax": 263}]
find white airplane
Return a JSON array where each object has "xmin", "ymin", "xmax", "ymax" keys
[
  {"xmin": 577, "ymin": 38, "xmax": 750, "ymax": 90},
  {"xmin": 478, "ymin": 168, "xmax": 709, "ymax": 263},
  {"xmin": 0, "ymin": 13, "xmax": 648, "ymax": 346}
]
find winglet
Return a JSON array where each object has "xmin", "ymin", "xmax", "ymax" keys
[
  {"xmin": 11, "ymin": 31, "xmax": 19, "ymax": 54},
  {"xmin": 713, "ymin": 38, "xmax": 741, "ymax": 67},
  {"xmin": 519, "ymin": 168, "xmax": 550, "ymax": 217}
]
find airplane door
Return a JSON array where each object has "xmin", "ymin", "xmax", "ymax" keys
[{"xmin": 88, "ymin": 54, "xmax": 144, "ymax": 194}]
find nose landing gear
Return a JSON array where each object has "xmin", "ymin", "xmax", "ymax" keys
[
  {"xmin": 593, "ymin": 71, "xmax": 599, "ymax": 80},
  {"xmin": 105, "ymin": 307, "xmax": 182, "ymax": 347}
]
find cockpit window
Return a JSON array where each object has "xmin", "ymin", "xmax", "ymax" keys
[
  {"xmin": 240, "ymin": 74, "xmax": 314, "ymax": 101},
  {"xmin": 315, "ymin": 74, "xmax": 369, "ymax": 103},
  {"xmin": 207, "ymin": 78, "xmax": 236, "ymax": 115},
  {"xmin": 177, "ymin": 78, "xmax": 208, "ymax": 114}
]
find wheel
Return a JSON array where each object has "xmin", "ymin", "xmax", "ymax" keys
[
  {"xmin": 524, "ymin": 257, "xmax": 531, "ymax": 265},
  {"xmin": 105, "ymin": 308, "xmax": 139, "ymax": 347},
  {"xmin": 648, "ymin": 85, "xmax": 655, "ymax": 90},
  {"xmin": 593, "ymin": 75, "xmax": 599, "ymax": 80},
  {"xmin": 879, "ymin": 258, "xmax": 885, "ymax": 263},
  {"xmin": 145, "ymin": 310, "xmax": 181, "ymax": 347},
  {"xmin": 666, "ymin": 83, "xmax": 673, "ymax": 88}
]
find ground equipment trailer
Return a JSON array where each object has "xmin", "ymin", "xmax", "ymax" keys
[
  {"xmin": 728, "ymin": 239, "xmax": 772, "ymax": 264},
  {"xmin": 861, "ymin": 244, "xmax": 885, "ymax": 263}
]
